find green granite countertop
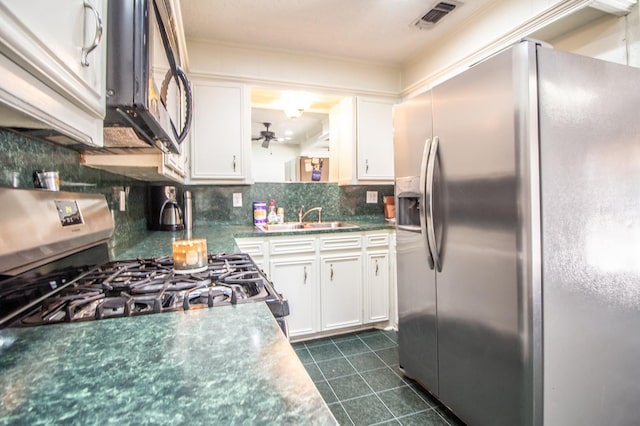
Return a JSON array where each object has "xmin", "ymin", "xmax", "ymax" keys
[
  {"xmin": 113, "ymin": 219, "xmax": 395, "ymax": 260},
  {"xmin": 0, "ymin": 303, "xmax": 337, "ymax": 425}
]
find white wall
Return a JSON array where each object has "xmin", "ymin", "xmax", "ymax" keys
[
  {"xmin": 400, "ymin": 0, "xmax": 594, "ymax": 96},
  {"xmin": 631, "ymin": 4, "xmax": 640, "ymax": 66},
  {"xmin": 187, "ymin": 40, "xmax": 402, "ymax": 96},
  {"xmin": 251, "ymin": 141, "xmax": 299, "ymax": 182},
  {"xmin": 548, "ymin": 4, "xmax": 640, "ymax": 67}
]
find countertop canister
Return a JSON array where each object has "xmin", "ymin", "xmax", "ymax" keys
[{"xmin": 253, "ymin": 201, "xmax": 267, "ymax": 226}]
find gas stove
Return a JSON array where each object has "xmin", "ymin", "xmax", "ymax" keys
[
  {"xmin": 1, "ymin": 253, "xmax": 288, "ymax": 332},
  {"xmin": 0, "ymin": 188, "xmax": 288, "ymax": 336}
]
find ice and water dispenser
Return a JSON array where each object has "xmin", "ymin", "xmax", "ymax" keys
[{"xmin": 395, "ymin": 176, "xmax": 422, "ymax": 231}]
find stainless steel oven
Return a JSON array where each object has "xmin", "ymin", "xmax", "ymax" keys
[{"xmin": 0, "ymin": 188, "xmax": 289, "ymax": 337}]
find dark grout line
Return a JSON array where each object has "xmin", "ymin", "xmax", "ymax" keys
[
  {"xmin": 300, "ymin": 330, "xmax": 445, "ymax": 426},
  {"xmin": 305, "ymin": 340, "xmax": 355, "ymax": 426},
  {"xmin": 334, "ymin": 334, "xmax": 399, "ymax": 424},
  {"xmin": 392, "ymin": 407, "xmax": 440, "ymax": 424}
]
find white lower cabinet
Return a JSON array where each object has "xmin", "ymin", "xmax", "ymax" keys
[
  {"xmin": 365, "ymin": 251, "xmax": 390, "ymax": 323},
  {"xmin": 364, "ymin": 232, "xmax": 391, "ymax": 324},
  {"xmin": 270, "ymin": 257, "xmax": 318, "ymax": 337},
  {"xmin": 235, "ymin": 230, "xmax": 393, "ymax": 339},
  {"xmin": 320, "ymin": 253, "xmax": 362, "ymax": 330},
  {"xmin": 235, "ymin": 238, "xmax": 267, "ymax": 271}
]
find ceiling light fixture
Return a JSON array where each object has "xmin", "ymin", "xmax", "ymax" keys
[
  {"xmin": 279, "ymin": 91, "xmax": 315, "ymax": 119},
  {"xmin": 283, "ymin": 106, "xmax": 304, "ymax": 119}
]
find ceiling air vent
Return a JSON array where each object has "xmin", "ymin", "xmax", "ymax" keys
[{"xmin": 412, "ymin": 1, "xmax": 461, "ymax": 29}]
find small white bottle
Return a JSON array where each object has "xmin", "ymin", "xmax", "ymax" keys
[{"xmin": 276, "ymin": 207, "xmax": 284, "ymax": 224}]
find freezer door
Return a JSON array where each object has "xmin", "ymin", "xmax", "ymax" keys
[
  {"xmin": 396, "ymin": 229, "xmax": 439, "ymax": 393},
  {"xmin": 538, "ymin": 46, "xmax": 640, "ymax": 426},
  {"xmin": 432, "ymin": 43, "xmax": 538, "ymax": 426},
  {"xmin": 394, "ymin": 90, "xmax": 439, "ymax": 393}
]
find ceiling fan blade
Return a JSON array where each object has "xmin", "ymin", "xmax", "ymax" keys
[
  {"xmin": 258, "ymin": 122, "xmax": 276, "ymax": 147},
  {"xmin": 252, "ymin": 136, "xmax": 264, "ymax": 141}
]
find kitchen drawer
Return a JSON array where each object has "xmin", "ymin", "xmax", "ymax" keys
[
  {"xmin": 235, "ymin": 239, "xmax": 266, "ymax": 257},
  {"xmin": 320, "ymin": 235, "xmax": 362, "ymax": 251},
  {"xmin": 270, "ymin": 237, "xmax": 317, "ymax": 256},
  {"xmin": 365, "ymin": 233, "xmax": 389, "ymax": 248}
]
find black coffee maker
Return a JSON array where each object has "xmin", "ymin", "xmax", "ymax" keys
[{"xmin": 148, "ymin": 186, "xmax": 184, "ymax": 231}]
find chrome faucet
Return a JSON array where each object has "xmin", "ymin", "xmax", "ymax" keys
[{"xmin": 298, "ymin": 205, "xmax": 323, "ymax": 223}]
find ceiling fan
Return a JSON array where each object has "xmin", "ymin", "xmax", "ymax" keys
[{"xmin": 252, "ymin": 122, "xmax": 279, "ymax": 148}]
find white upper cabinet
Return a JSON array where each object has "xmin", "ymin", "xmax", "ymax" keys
[
  {"xmin": 0, "ymin": 0, "xmax": 106, "ymax": 147},
  {"xmin": 333, "ymin": 96, "xmax": 395, "ymax": 185},
  {"xmin": 188, "ymin": 80, "xmax": 252, "ymax": 183},
  {"xmin": 356, "ymin": 97, "xmax": 395, "ymax": 181}
]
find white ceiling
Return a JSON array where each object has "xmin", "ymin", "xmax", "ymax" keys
[{"xmin": 181, "ymin": 0, "xmax": 496, "ymax": 66}]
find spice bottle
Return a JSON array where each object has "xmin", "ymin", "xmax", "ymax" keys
[{"xmin": 276, "ymin": 207, "xmax": 284, "ymax": 224}]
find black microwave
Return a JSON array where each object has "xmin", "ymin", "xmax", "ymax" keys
[{"xmin": 103, "ymin": 0, "xmax": 192, "ymax": 154}]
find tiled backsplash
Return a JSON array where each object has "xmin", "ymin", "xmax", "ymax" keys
[
  {"xmin": 186, "ymin": 182, "xmax": 394, "ymax": 226},
  {"xmin": 1, "ymin": 129, "xmax": 393, "ymax": 254},
  {"xmin": 0, "ymin": 130, "xmax": 147, "ymax": 253}
]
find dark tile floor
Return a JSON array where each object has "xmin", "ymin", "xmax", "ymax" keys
[{"xmin": 292, "ymin": 329, "xmax": 465, "ymax": 426}]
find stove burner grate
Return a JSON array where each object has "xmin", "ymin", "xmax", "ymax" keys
[{"xmin": 2, "ymin": 253, "xmax": 283, "ymax": 327}]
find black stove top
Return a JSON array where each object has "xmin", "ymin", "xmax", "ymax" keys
[{"xmin": 0, "ymin": 253, "xmax": 288, "ymax": 330}]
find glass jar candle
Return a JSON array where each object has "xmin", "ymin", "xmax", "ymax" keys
[{"xmin": 172, "ymin": 238, "xmax": 208, "ymax": 273}]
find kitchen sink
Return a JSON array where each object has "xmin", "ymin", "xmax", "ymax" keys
[
  {"xmin": 257, "ymin": 222, "xmax": 304, "ymax": 232},
  {"xmin": 301, "ymin": 221, "xmax": 358, "ymax": 230},
  {"xmin": 256, "ymin": 221, "xmax": 359, "ymax": 232}
]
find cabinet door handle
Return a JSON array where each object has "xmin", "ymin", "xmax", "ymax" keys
[
  {"xmin": 82, "ymin": 0, "xmax": 103, "ymax": 67},
  {"xmin": 303, "ymin": 266, "xmax": 307, "ymax": 284},
  {"xmin": 330, "ymin": 264, "xmax": 335, "ymax": 281},
  {"xmin": 232, "ymin": 155, "xmax": 237, "ymax": 172},
  {"xmin": 375, "ymin": 259, "xmax": 379, "ymax": 276},
  {"xmin": 365, "ymin": 159, "xmax": 369, "ymax": 174}
]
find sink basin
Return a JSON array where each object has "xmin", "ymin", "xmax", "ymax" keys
[
  {"xmin": 256, "ymin": 222, "xmax": 304, "ymax": 232},
  {"xmin": 301, "ymin": 221, "xmax": 358, "ymax": 230},
  {"xmin": 256, "ymin": 221, "xmax": 358, "ymax": 232}
]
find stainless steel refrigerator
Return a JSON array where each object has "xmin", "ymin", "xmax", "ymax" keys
[{"xmin": 393, "ymin": 40, "xmax": 640, "ymax": 426}]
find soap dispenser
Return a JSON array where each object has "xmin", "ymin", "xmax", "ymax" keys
[{"xmin": 267, "ymin": 199, "xmax": 278, "ymax": 224}]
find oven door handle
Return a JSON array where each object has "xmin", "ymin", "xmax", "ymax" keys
[{"xmin": 0, "ymin": 267, "xmax": 99, "ymax": 328}]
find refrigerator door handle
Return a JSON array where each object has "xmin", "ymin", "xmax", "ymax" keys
[
  {"xmin": 419, "ymin": 138, "xmax": 435, "ymax": 269},
  {"xmin": 425, "ymin": 136, "xmax": 441, "ymax": 271}
]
